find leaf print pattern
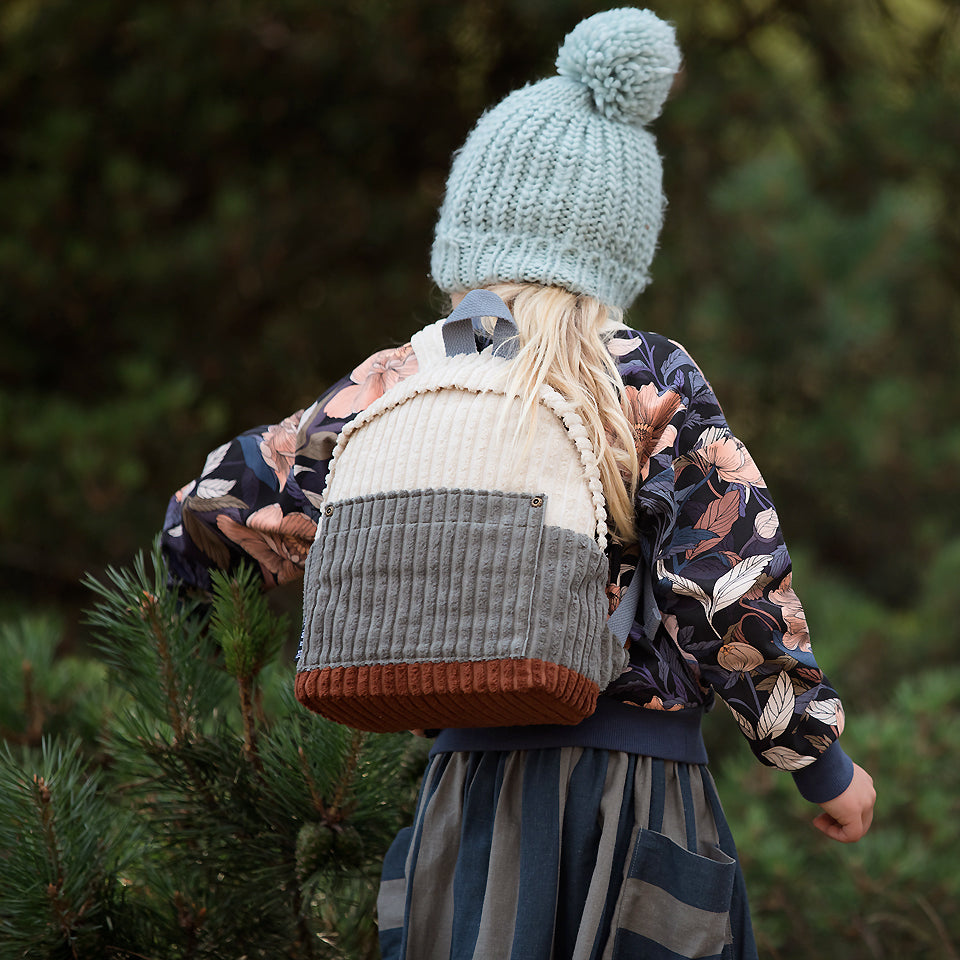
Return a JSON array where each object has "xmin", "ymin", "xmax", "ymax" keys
[
  {"xmin": 217, "ymin": 505, "xmax": 316, "ymax": 585},
  {"xmin": 725, "ymin": 703, "xmax": 756, "ymax": 740},
  {"xmin": 161, "ymin": 322, "xmax": 848, "ymax": 780},
  {"xmin": 658, "ymin": 565, "xmax": 709, "ymax": 605},
  {"xmin": 755, "ymin": 672, "xmax": 796, "ymax": 741},
  {"xmin": 709, "ymin": 555, "xmax": 774, "ymax": 620},
  {"xmin": 688, "ymin": 488, "xmax": 741, "ymax": 559},
  {"xmin": 602, "ymin": 328, "xmax": 846, "ymax": 772},
  {"xmin": 768, "ymin": 572, "xmax": 811, "ymax": 652},
  {"xmin": 195, "ymin": 478, "xmax": 236, "ymax": 499},
  {"xmin": 754, "ymin": 507, "xmax": 779, "ymax": 539},
  {"xmin": 761, "ymin": 746, "xmax": 817, "ymax": 771},
  {"xmin": 805, "ymin": 697, "xmax": 845, "ymax": 734},
  {"xmin": 202, "ymin": 442, "xmax": 231, "ymax": 477}
]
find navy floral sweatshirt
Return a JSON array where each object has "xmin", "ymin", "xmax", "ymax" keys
[{"xmin": 161, "ymin": 324, "xmax": 854, "ymax": 803}]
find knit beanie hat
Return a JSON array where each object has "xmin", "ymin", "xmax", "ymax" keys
[{"xmin": 430, "ymin": 8, "xmax": 681, "ymax": 310}]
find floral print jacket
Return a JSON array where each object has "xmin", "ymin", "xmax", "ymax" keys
[{"xmin": 162, "ymin": 324, "xmax": 851, "ymax": 798}]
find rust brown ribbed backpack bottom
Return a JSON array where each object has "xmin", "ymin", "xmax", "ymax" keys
[{"xmin": 295, "ymin": 659, "xmax": 599, "ymax": 733}]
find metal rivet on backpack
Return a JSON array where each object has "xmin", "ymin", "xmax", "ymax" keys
[
  {"xmin": 531, "ymin": 496, "xmax": 543, "ymax": 508},
  {"xmin": 324, "ymin": 505, "xmax": 334, "ymax": 517}
]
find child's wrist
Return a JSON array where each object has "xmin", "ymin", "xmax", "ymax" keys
[{"xmin": 791, "ymin": 741, "xmax": 855, "ymax": 803}]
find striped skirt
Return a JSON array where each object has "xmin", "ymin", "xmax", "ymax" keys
[{"xmin": 377, "ymin": 748, "xmax": 758, "ymax": 960}]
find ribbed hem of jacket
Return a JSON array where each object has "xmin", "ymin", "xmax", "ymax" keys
[
  {"xmin": 791, "ymin": 740, "xmax": 855, "ymax": 803},
  {"xmin": 430, "ymin": 697, "xmax": 709, "ymax": 764}
]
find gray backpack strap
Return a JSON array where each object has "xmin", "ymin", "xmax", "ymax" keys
[
  {"xmin": 607, "ymin": 562, "xmax": 643, "ymax": 645},
  {"xmin": 607, "ymin": 555, "xmax": 663, "ymax": 646},
  {"xmin": 442, "ymin": 290, "xmax": 519, "ymax": 358}
]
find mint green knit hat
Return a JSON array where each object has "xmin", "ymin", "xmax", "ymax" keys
[{"xmin": 430, "ymin": 8, "xmax": 681, "ymax": 310}]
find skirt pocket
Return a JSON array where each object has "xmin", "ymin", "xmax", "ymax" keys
[{"xmin": 610, "ymin": 827, "xmax": 736, "ymax": 960}]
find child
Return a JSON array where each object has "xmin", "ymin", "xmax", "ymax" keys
[{"xmin": 162, "ymin": 9, "xmax": 875, "ymax": 958}]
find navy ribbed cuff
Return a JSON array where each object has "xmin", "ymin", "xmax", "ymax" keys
[{"xmin": 791, "ymin": 740, "xmax": 855, "ymax": 803}]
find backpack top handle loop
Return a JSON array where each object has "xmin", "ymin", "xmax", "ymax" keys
[{"xmin": 442, "ymin": 290, "xmax": 519, "ymax": 359}]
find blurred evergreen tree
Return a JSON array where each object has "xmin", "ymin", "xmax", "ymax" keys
[
  {"xmin": 2, "ymin": 0, "xmax": 958, "ymax": 619},
  {"xmin": 0, "ymin": 548, "xmax": 427, "ymax": 958},
  {"xmin": 657, "ymin": 0, "xmax": 960, "ymax": 604}
]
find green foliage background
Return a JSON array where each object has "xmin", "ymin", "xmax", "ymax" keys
[
  {"xmin": 1, "ymin": 0, "xmax": 959, "ymax": 956},
  {"xmin": 3, "ymin": 0, "xmax": 958, "ymax": 614}
]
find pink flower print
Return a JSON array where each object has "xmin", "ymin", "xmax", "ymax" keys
[
  {"xmin": 623, "ymin": 384, "xmax": 685, "ymax": 479},
  {"xmin": 769, "ymin": 573, "xmax": 811, "ymax": 652},
  {"xmin": 216, "ymin": 505, "xmax": 317, "ymax": 585},
  {"xmin": 699, "ymin": 429, "xmax": 766, "ymax": 487},
  {"xmin": 323, "ymin": 344, "xmax": 419, "ymax": 419},
  {"xmin": 260, "ymin": 411, "xmax": 303, "ymax": 492}
]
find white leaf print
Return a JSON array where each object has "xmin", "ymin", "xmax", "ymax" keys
[
  {"xmin": 724, "ymin": 703, "xmax": 756, "ymax": 740},
  {"xmin": 657, "ymin": 561, "xmax": 710, "ymax": 607},
  {"xmin": 761, "ymin": 746, "xmax": 817, "ymax": 771},
  {"xmin": 300, "ymin": 399, "xmax": 320, "ymax": 431},
  {"xmin": 806, "ymin": 698, "xmax": 844, "ymax": 730},
  {"xmin": 754, "ymin": 508, "xmax": 779, "ymax": 539},
  {"xmin": 708, "ymin": 555, "xmax": 772, "ymax": 620},
  {"xmin": 756, "ymin": 671, "xmax": 796, "ymax": 741},
  {"xmin": 303, "ymin": 489, "xmax": 325, "ymax": 510},
  {"xmin": 696, "ymin": 425, "xmax": 728, "ymax": 449},
  {"xmin": 167, "ymin": 524, "xmax": 183, "ymax": 538},
  {"xmin": 202, "ymin": 441, "xmax": 231, "ymax": 477},
  {"xmin": 196, "ymin": 478, "xmax": 236, "ymax": 499}
]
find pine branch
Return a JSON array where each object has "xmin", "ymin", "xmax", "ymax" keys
[
  {"xmin": 209, "ymin": 563, "xmax": 289, "ymax": 773},
  {"xmin": 327, "ymin": 730, "xmax": 365, "ymax": 823},
  {"xmin": 31, "ymin": 773, "xmax": 83, "ymax": 958},
  {"xmin": 140, "ymin": 593, "xmax": 189, "ymax": 746},
  {"xmin": 0, "ymin": 739, "xmax": 148, "ymax": 957},
  {"xmin": 237, "ymin": 674, "xmax": 262, "ymax": 772},
  {"xmin": 297, "ymin": 745, "xmax": 328, "ymax": 818}
]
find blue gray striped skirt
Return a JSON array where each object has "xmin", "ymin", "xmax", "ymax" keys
[{"xmin": 378, "ymin": 748, "xmax": 757, "ymax": 960}]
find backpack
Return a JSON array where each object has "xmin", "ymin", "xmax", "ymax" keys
[{"xmin": 295, "ymin": 290, "xmax": 636, "ymax": 732}]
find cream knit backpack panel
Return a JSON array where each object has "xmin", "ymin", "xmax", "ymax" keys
[{"xmin": 320, "ymin": 322, "xmax": 607, "ymax": 550}]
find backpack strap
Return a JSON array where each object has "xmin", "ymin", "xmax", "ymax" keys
[
  {"xmin": 607, "ymin": 562, "xmax": 642, "ymax": 645},
  {"xmin": 442, "ymin": 290, "xmax": 519, "ymax": 359}
]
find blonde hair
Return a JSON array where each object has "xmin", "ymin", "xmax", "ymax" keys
[{"xmin": 473, "ymin": 283, "xmax": 639, "ymax": 545}]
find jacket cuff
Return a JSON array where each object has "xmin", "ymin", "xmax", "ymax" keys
[{"xmin": 791, "ymin": 741, "xmax": 854, "ymax": 803}]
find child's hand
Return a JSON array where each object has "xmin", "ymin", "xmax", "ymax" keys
[{"xmin": 812, "ymin": 762, "xmax": 876, "ymax": 842}]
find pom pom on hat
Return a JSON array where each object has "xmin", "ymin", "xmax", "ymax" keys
[
  {"xmin": 430, "ymin": 8, "xmax": 682, "ymax": 309},
  {"xmin": 555, "ymin": 8, "xmax": 681, "ymax": 125}
]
